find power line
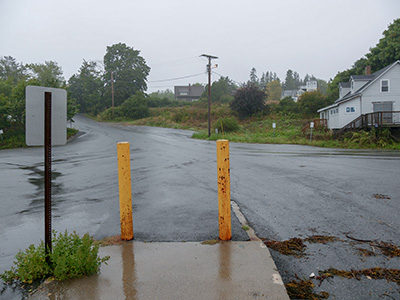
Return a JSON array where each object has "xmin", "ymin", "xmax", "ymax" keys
[
  {"xmin": 211, "ymin": 71, "xmax": 242, "ymax": 86},
  {"xmin": 148, "ymin": 72, "xmax": 205, "ymax": 83},
  {"xmin": 150, "ymin": 56, "xmax": 202, "ymax": 67}
]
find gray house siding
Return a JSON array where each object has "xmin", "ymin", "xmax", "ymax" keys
[
  {"xmin": 360, "ymin": 63, "xmax": 400, "ymax": 115},
  {"xmin": 318, "ymin": 61, "xmax": 400, "ymax": 129}
]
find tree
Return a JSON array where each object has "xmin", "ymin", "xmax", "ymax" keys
[
  {"xmin": 326, "ymin": 68, "xmax": 354, "ymax": 102},
  {"xmin": 366, "ymin": 18, "xmax": 400, "ymax": 72},
  {"xmin": 298, "ymin": 91, "xmax": 329, "ymax": 117},
  {"xmin": 283, "ymin": 69, "xmax": 301, "ymax": 90},
  {"xmin": 230, "ymin": 83, "xmax": 266, "ymax": 119},
  {"xmin": 327, "ymin": 19, "xmax": 400, "ymax": 102},
  {"xmin": 200, "ymin": 76, "xmax": 237, "ymax": 103},
  {"xmin": 259, "ymin": 71, "xmax": 280, "ymax": 90},
  {"xmin": 249, "ymin": 67, "xmax": 259, "ymax": 86},
  {"xmin": 103, "ymin": 43, "xmax": 150, "ymax": 107},
  {"xmin": 266, "ymin": 80, "xmax": 282, "ymax": 101},
  {"xmin": 149, "ymin": 89, "xmax": 175, "ymax": 100},
  {"xmin": 278, "ymin": 97, "xmax": 298, "ymax": 115},
  {"xmin": 0, "ymin": 56, "xmax": 26, "ymax": 84},
  {"xmin": 27, "ymin": 61, "xmax": 65, "ymax": 88},
  {"xmin": 68, "ymin": 60, "xmax": 104, "ymax": 114}
]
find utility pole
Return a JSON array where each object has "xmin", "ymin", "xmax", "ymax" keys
[
  {"xmin": 111, "ymin": 71, "xmax": 115, "ymax": 115},
  {"xmin": 201, "ymin": 54, "xmax": 218, "ymax": 137}
]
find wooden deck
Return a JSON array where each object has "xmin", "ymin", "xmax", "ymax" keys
[{"xmin": 335, "ymin": 111, "xmax": 400, "ymax": 137}]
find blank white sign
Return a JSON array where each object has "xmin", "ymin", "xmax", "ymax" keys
[{"xmin": 26, "ymin": 86, "xmax": 67, "ymax": 146}]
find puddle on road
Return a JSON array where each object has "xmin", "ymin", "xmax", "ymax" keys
[{"xmin": 18, "ymin": 164, "xmax": 65, "ymax": 215}]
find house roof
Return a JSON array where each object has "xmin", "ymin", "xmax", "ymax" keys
[
  {"xmin": 351, "ymin": 74, "xmax": 374, "ymax": 81},
  {"xmin": 318, "ymin": 60, "xmax": 400, "ymax": 112},
  {"xmin": 339, "ymin": 82, "xmax": 350, "ymax": 88},
  {"xmin": 334, "ymin": 60, "xmax": 400, "ymax": 105},
  {"xmin": 317, "ymin": 102, "xmax": 338, "ymax": 112}
]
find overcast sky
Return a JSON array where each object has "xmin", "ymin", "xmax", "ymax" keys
[{"xmin": 1, "ymin": 0, "xmax": 399, "ymax": 93}]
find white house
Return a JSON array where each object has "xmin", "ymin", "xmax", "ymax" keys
[
  {"xmin": 281, "ymin": 80, "xmax": 318, "ymax": 102},
  {"xmin": 318, "ymin": 61, "xmax": 400, "ymax": 129}
]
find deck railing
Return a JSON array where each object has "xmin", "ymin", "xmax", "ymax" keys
[{"xmin": 335, "ymin": 111, "xmax": 400, "ymax": 137}]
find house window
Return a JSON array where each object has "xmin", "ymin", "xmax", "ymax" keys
[
  {"xmin": 346, "ymin": 106, "xmax": 356, "ymax": 113},
  {"xmin": 381, "ymin": 79, "xmax": 389, "ymax": 92}
]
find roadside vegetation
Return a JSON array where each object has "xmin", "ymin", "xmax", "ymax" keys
[
  {"xmin": 117, "ymin": 101, "xmax": 400, "ymax": 150},
  {"xmin": 1, "ymin": 231, "xmax": 109, "ymax": 285}
]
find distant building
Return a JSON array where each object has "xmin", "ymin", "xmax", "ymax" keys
[
  {"xmin": 281, "ymin": 80, "xmax": 318, "ymax": 102},
  {"xmin": 174, "ymin": 84, "xmax": 204, "ymax": 102}
]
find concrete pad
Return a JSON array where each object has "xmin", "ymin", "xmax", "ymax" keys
[{"xmin": 31, "ymin": 241, "xmax": 289, "ymax": 300}]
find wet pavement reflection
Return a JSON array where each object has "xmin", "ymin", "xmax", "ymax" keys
[
  {"xmin": 30, "ymin": 242, "xmax": 289, "ymax": 300},
  {"xmin": 122, "ymin": 242, "xmax": 137, "ymax": 299}
]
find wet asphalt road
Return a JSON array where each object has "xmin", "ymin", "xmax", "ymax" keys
[{"xmin": 1, "ymin": 114, "xmax": 400, "ymax": 299}]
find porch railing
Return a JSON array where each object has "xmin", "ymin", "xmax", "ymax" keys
[{"xmin": 335, "ymin": 111, "xmax": 400, "ymax": 137}]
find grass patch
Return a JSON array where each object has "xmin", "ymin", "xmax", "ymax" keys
[
  {"xmin": 67, "ymin": 128, "xmax": 79, "ymax": 139},
  {"xmin": 0, "ymin": 128, "xmax": 79, "ymax": 150},
  {"xmin": 242, "ymin": 225, "xmax": 250, "ymax": 231},
  {"xmin": 0, "ymin": 134, "xmax": 26, "ymax": 150}
]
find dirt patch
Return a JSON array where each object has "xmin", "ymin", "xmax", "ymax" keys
[
  {"xmin": 97, "ymin": 235, "xmax": 129, "ymax": 246},
  {"xmin": 201, "ymin": 239, "xmax": 221, "ymax": 245}
]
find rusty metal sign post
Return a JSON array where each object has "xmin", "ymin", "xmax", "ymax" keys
[
  {"xmin": 44, "ymin": 92, "xmax": 52, "ymax": 263},
  {"xmin": 26, "ymin": 86, "xmax": 67, "ymax": 265}
]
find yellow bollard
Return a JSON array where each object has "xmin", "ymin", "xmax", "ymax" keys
[
  {"xmin": 117, "ymin": 142, "xmax": 134, "ymax": 240},
  {"xmin": 216, "ymin": 139, "xmax": 232, "ymax": 240}
]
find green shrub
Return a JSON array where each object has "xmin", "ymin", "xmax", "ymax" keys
[
  {"xmin": 1, "ymin": 231, "xmax": 109, "ymax": 284},
  {"xmin": 120, "ymin": 92, "xmax": 149, "ymax": 120},
  {"xmin": 0, "ymin": 134, "xmax": 26, "ymax": 149},
  {"xmin": 99, "ymin": 106, "xmax": 123, "ymax": 121},
  {"xmin": 213, "ymin": 117, "xmax": 240, "ymax": 133}
]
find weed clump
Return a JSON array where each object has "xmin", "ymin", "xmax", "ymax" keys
[
  {"xmin": 285, "ymin": 277, "xmax": 329, "ymax": 299},
  {"xmin": 265, "ymin": 238, "xmax": 306, "ymax": 257},
  {"xmin": 374, "ymin": 241, "xmax": 400, "ymax": 258},
  {"xmin": 1, "ymin": 231, "xmax": 109, "ymax": 284},
  {"xmin": 319, "ymin": 268, "xmax": 400, "ymax": 285},
  {"xmin": 213, "ymin": 117, "xmax": 240, "ymax": 133},
  {"xmin": 356, "ymin": 247, "xmax": 377, "ymax": 257},
  {"xmin": 265, "ymin": 235, "xmax": 341, "ymax": 257}
]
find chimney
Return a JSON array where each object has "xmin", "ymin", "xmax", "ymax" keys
[{"xmin": 365, "ymin": 65, "xmax": 371, "ymax": 75}]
